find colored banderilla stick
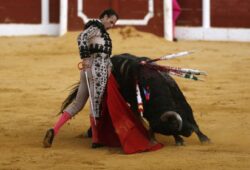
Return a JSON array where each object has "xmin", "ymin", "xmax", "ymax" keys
[{"xmin": 146, "ymin": 50, "xmax": 194, "ymax": 63}]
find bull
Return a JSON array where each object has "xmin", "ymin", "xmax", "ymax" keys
[
  {"xmin": 110, "ymin": 53, "xmax": 210, "ymax": 145},
  {"xmin": 63, "ymin": 53, "xmax": 210, "ymax": 146}
]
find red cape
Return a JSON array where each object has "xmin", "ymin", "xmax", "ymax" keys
[{"xmin": 93, "ymin": 73, "xmax": 163, "ymax": 154}]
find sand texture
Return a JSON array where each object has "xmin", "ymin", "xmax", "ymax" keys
[{"xmin": 0, "ymin": 27, "xmax": 250, "ymax": 170}]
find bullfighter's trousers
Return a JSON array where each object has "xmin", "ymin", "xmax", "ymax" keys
[{"xmin": 64, "ymin": 54, "xmax": 111, "ymax": 117}]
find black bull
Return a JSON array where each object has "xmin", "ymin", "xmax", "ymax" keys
[
  {"xmin": 111, "ymin": 53, "xmax": 210, "ymax": 145},
  {"xmin": 61, "ymin": 53, "xmax": 210, "ymax": 145}
]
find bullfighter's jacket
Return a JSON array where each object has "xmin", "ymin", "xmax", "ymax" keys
[{"xmin": 77, "ymin": 20, "xmax": 112, "ymax": 118}]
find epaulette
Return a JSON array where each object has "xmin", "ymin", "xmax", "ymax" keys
[{"xmin": 84, "ymin": 20, "xmax": 106, "ymax": 33}]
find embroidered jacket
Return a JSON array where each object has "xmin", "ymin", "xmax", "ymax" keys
[
  {"xmin": 77, "ymin": 20, "xmax": 112, "ymax": 59},
  {"xmin": 77, "ymin": 20, "xmax": 113, "ymax": 118}
]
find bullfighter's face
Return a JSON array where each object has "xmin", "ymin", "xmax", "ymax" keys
[{"xmin": 101, "ymin": 15, "xmax": 118, "ymax": 30}]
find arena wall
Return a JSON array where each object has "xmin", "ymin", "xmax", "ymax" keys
[
  {"xmin": 0, "ymin": 0, "xmax": 249, "ymax": 42},
  {"xmin": 68, "ymin": 0, "xmax": 171, "ymax": 39},
  {"xmin": 0, "ymin": 0, "xmax": 60, "ymax": 36},
  {"xmin": 176, "ymin": 0, "xmax": 250, "ymax": 42}
]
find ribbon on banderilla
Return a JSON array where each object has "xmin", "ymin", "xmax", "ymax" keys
[{"xmin": 140, "ymin": 50, "xmax": 207, "ymax": 81}]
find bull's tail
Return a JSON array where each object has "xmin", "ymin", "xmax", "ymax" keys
[{"xmin": 57, "ymin": 82, "xmax": 80, "ymax": 115}]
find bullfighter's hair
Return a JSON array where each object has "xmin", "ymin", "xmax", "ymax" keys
[{"xmin": 99, "ymin": 8, "xmax": 119, "ymax": 20}]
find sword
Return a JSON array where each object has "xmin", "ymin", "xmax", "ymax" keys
[
  {"xmin": 79, "ymin": 60, "xmax": 96, "ymax": 125},
  {"xmin": 85, "ymin": 71, "xmax": 97, "ymax": 125}
]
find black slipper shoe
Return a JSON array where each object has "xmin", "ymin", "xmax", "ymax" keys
[{"xmin": 43, "ymin": 128, "xmax": 54, "ymax": 148}]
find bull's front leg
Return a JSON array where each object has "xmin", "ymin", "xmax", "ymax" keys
[
  {"xmin": 195, "ymin": 130, "xmax": 210, "ymax": 143},
  {"xmin": 173, "ymin": 134, "xmax": 184, "ymax": 146},
  {"xmin": 148, "ymin": 128, "xmax": 159, "ymax": 144},
  {"xmin": 139, "ymin": 117, "xmax": 158, "ymax": 144},
  {"xmin": 187, "ymin": 123, "xmax": 210, "ymax": 143}
]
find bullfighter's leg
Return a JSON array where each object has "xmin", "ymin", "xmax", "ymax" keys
[{"xmin": 43, "ymin": 70, "xmax": 89, "ymax": 148}]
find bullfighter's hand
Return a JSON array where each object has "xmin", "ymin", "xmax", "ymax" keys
[{"xmin": 78, "ymin": 59, "xmax": 91, "ymax": 70}]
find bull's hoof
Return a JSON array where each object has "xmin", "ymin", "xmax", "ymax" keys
[
  {"xmin": 75, "ymin": 133, "xmax": 85, "ymax": 138},
  {"xmin": 174, "ymin": 135, "xmax": 184, "ymax": 146},
  {"xmin": 175, "ymin": 140, "xmax": 185, "ymax": 146},
  {"xmin": 43, "ymin": 128, "xmax": 54, "ymax": 148},
  {"xmin": 92, "ymin": 143, "xmax": 104, "ymax": 148},
  {"xmin": 195, "ymin": 130, "xmax": 211, "ymax": 144},
  {"xmin": 199, "ymin": 135, "xmax": 211, "ymax": 144}
]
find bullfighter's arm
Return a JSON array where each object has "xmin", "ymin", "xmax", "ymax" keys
[{"xmin": 77, "ymin": 26, "xmax": 100, "ymax": 59}]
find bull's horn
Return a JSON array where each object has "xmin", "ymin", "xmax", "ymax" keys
[
  {"xmin": 175, "ymin": 113, "xmax": 183, "ymax": 131},
  {"xmin": 160, "ymin": 111, "xmax": 183, "ymax": 131}
]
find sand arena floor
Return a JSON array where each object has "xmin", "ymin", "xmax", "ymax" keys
[{"xmin": 0, "ymin": 27, "xmax": 250, "ymax": 170}]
